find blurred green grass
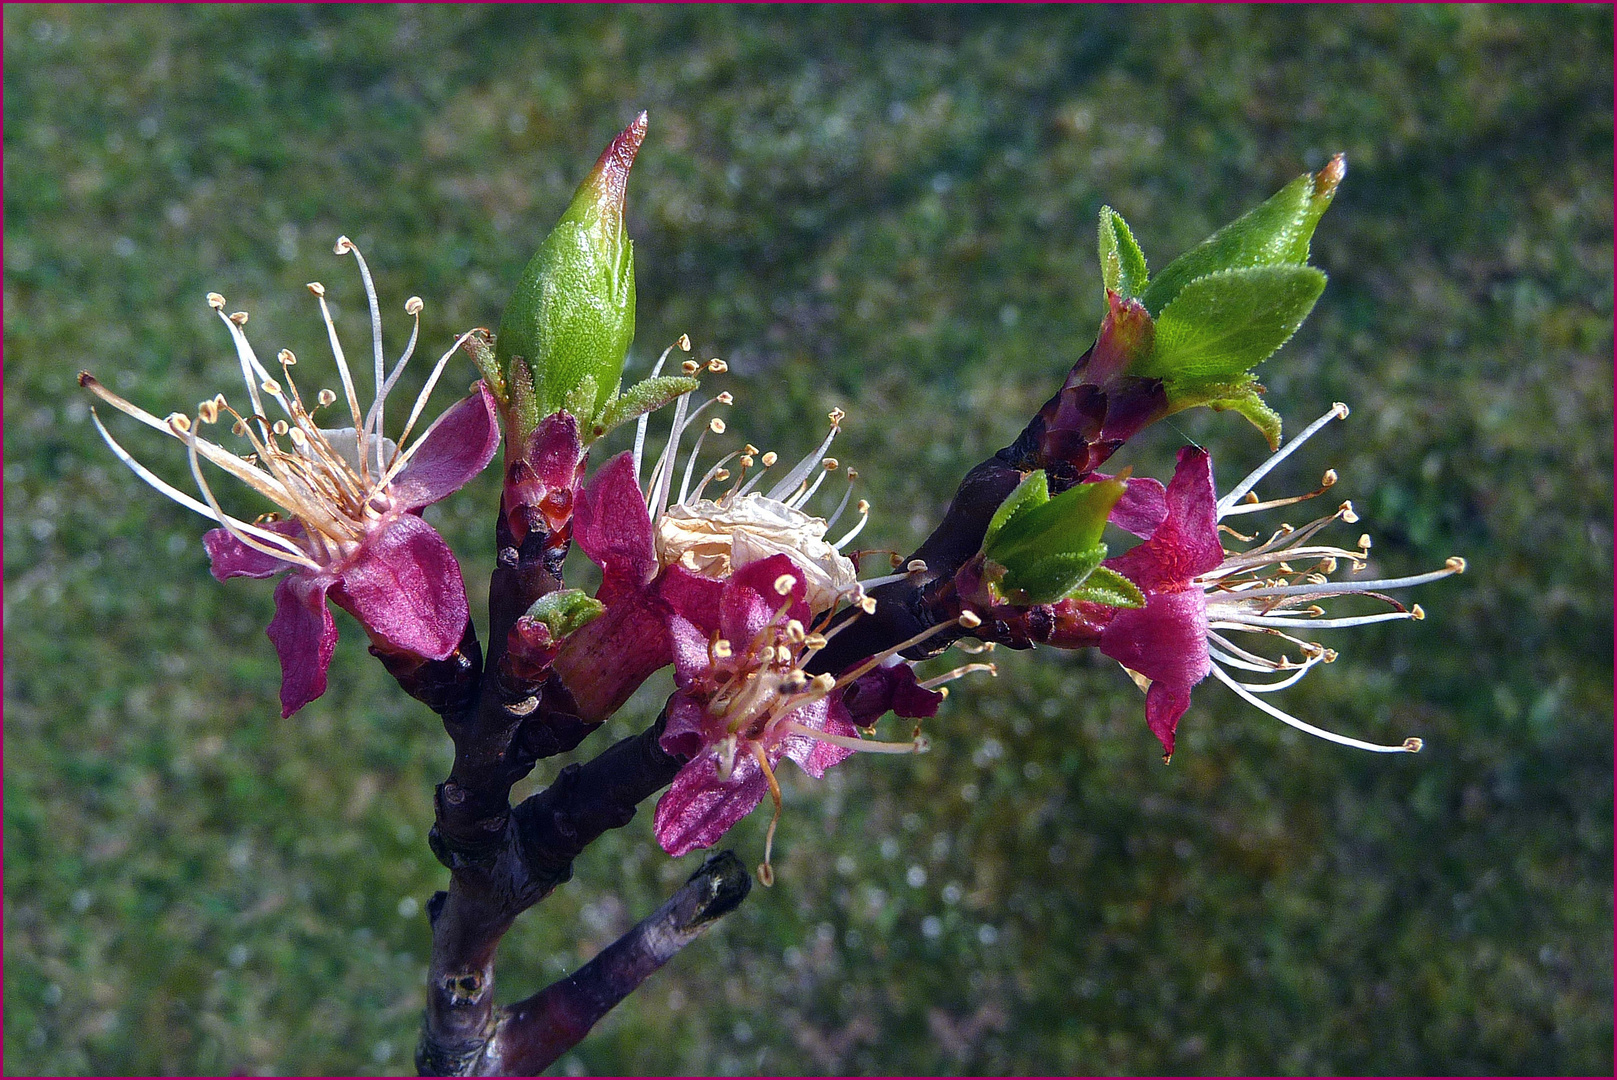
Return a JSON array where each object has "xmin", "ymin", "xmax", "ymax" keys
[{"xmin": 4, "ymin": 5, "xmax": 1610, "ymax": 1075}]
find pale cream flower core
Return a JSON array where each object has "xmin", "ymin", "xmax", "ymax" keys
[{"xmin": 656, "ymin": 491, "xmax": 859, "ymax": 613}]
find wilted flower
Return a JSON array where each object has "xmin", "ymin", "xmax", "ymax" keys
[
  {"xmin": 1059, "ymin": 403, "xmax": 1465, "ymax": 758},
  {"xmin": 81, "ymin": 237, "xmax": 499, "ymax": 716}
]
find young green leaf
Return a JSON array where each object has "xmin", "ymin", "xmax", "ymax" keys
[
  {"xmin": 983, "ymin": 469, "xmax": 1051, "ymax": 552},
  {"xmin": 1064, "ymin": 564, "xmax": 1145, "ymax": 608},
  {"xmin": 1139, "ymin": 265, "xmax": 1327, "ymax": 388},
  {"xmin": 525, "ymin": 589, "xmax": 606, "ymax": 639},
  {"xmin": 591, "ymin": 375, "xmax": 702, "ymax": 440},
  {"xmin": 1098, "ymin": 206, "xmax": 1150, "ymax": 300},
  {"xmin": 1000, "ymin": 545, "xmax": 1107, "ymax": 606},
  {"xmin": 1138, "ymin": 155, "xmax": 1344, "ymax": 317}
]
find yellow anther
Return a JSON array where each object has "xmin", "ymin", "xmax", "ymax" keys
[
  {"xmin": 773, "ymin": 573, "xmax": 798, "ymax": 596},
  {"xmin": 713, "ymin": 469, "xmax": 730, "ymax": 482},
  {"xmin": 277, "ymin": 349, "xmax": 297, "ymax": 366},
  {"xmin": 716, "ymin": 392, "xmax": 734, "ymax": 406},
  {"xmin": 760, "ymin": 645, "xmax": 777, "ymax": 663},
  {"xmin": 822, "ymin": 458, "xmax": 838, "ymax": 471},
  {"xmin": 1446, "ymin": 556, "xmax": 1467, "ymax": 573},
  {"xmin": 1331, "ymin": 401, "xmax": 1351, "ymax": 419},
  {"xmin": 743, "ymin": 444, "xmax": 759, "ymax": 456},
  {"xmin": 334, "ymin": 236, "xmax": 354, "ymax": 254},
  {"xmin": 828, "ymin": 407, "xmax": 846, "ymax": 425},
  {"xmin": 859, "ymin": 596, "xmax": 877, "ymax": 614},
  {"xmin": 405, "ymin": 296, "xmax": 424, "ymax": 315},
  {"xmin": 272, "ymin": 420, "xmax": 289, "ymax": 436},
  {"xmin": 1358, "ymin": 534, "xmax": 1373, "ymax": 550},
  {"xmin": 958, "ymin": 610, "xmax": 982, "ymax": 629},
  {"xmin": 804, "ymin": 633, "xmax": 828, "ymax": 650},
  {"xmin": 811, "ymin": 673, "xmax": 836, "ymax": 693},
  {"xmin": 317, "ymin": 388, "xmax": 337, "ymax": 407},
  {"xmin": 761, "ymin": 452, "xmax": 778, "ymax": 467},
  {"xmin": 206, "ymin": 292, "xmax": 226, "ymax": 309},
  {"xmin": 1410, "ymin": 604, "xmax": 1425, "ymax": 620},
  {"xmin": 857, "ymin": 499, "xmax": 870, "ymax": 514},
  {"xmin": 231, "ymin": 419, "xmax": 248, "ymax": 436},
  {"xmin": 708, "ymin": 358, "xmax": 728, "ymax": 373},
  {"xmin": 906, "ymin": 559, "xmax": 927, "ymax": 574},
  {"xmin": 713, "ymin": 639, "xmax": 733, "ymax": 659},
  {"xmin": 198, "ymin": 399, "xmax": 220, "ymax": 424},
  {"xmin": 306, "ymin": 282, "xmax": 326, "ymax": 297},
  {"xmin": 709, "ymin": 417, "xmax": 726, "ymax": 434},
  {"xmin": 229, "ymin": 311, "xmax": 249, "ymax": 326},
  {"xmin": 681, "ymin": 359, "xmax": 701, "ymax": 375},
  {"xmin": 846, "ymin": 468, "xmax": 859, "ymax": 480},
  {"xmin": 1321, "ymin": 469, "xmax": 1338, "ymax": 486},
  {"xmin": 785, "ymin": 619, "xmax": 806, "ymax": 642},
  {"xmin": 1402, "ymin": 737, "xmax": 1423, "ymax": 753},
  {"xmin": 1340, "ymin": 501, "xmax": 1359, "ymax": 524},
  {"xmin": 676, "ymin": 333, "xmax": 691, "ymax": 351},
  {"xmin": 167, "ymin": 413, "xmax": 191, "ymax": 433},
  {"xmin": 261, "ymin": 378, "xmax": 282, "ymax": 395}
]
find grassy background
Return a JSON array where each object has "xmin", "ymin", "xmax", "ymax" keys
[{"xmin": 5, "ymin": 5, "xmax": 1610, "ymax": 1075}]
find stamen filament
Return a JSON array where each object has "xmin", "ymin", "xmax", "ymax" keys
[
  {"xmin": 1209, "ymin": 664, "xmax": 1419, "ymax": 753},
  {"xmin": 1217, "ymin": 402, "xmax": 1348, "ymax": 517}
]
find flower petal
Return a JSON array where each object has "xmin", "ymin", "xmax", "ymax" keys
[
  {"xmin": 1105, "ymin": 447, "xmax": 1222, "ymax": 590},
  {"xmin": 652, "ymin": 748, "xmax": 770, "ymax": 856},
  {"xmin": 1144, "ymin": 680, "xmax": 1193, "ymax": 758},
  {"xmin": 659, "ymin": 694, "xmax": 712, "ymax": 762},
  {"xmin": 389, "ymin": 382, "xmax": 502, "ymax": 511},
  {"xmin": 1099, "ymin": 587, "xmax": 1211, "ymax": 690},
  {"xmin": 574, "ymin": 450, "xmax": 658, "ymax": 601},
  {"xmin": 778, "ymin": 697, "xmax": 857, "ymax": 779},
  {"xmin": 330, "ymin": 514, "xmax": 468, "ymax": 660},
  {"xmin": 659, "ymin": 564, "xmax": 725, "ymax": 634},
  {"xmin": 548, "ymin": 593, "xmax": 672, "ymax": 723},
  {"xmin": 267, "ymin": 571, "xmax": 338, "ymax": 718},
  {"xmin": 1105, "ymin": 476, "xmax": 1168, "ymax": 539},
  {"xmin": 721, "ymin": 553, "xmax": 810, "ymax": 646},
  {"xmin": 204, "ymin": 519, "xmax": 305, "ymax": 581},
  {"xmin": 843, "ymin": 660, "xmax": 944, "ymax": 727}
]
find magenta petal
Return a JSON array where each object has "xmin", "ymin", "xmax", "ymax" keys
[
  {"xmin": 843, "ymin": 661, "xmax": 944, "ymax": 726},
  {"xmin": 653, "ymin": 750, "xmax": 770, "ymax": 856},
  {"xmin": 1106, "ymin": 447, "xmax": 1222, "ymax": 590},
  {"xmin": 204, "ymin": 520, "xmax": 305, "ymax": 581},
  {"xmin": 1099, "ymin": 588, "xmax": 1212, "ymax": 689},
  {"xmin": 1106, "ymin": 476, "xmax": 1169, "ymax": 539},
  {"xmin": 574, "ymin": 451, "xmax": 658, "ymax": 599},
  {"xmin": 779, "ymin": 698, "xmax": 856, "ymax": 779},
  {"xmin": 549, "ymin": 593, "xmax": 673, "ymax": 723},
  {"xmin": 721, "ymin": 554, "xmax": 810, "ymax": 645},
  {"xmin": 660, "ymin": 695, "xmax": 711, "ymax": 762},
  {"xmin": 1145, "ymin": 680, "xmax": 1193, "ymax": 758},
  {"xmin": 667, "ymin": 613, "xmax": 715, "ymax": 686},
  {"xmin": 330, "ymin": 514, "xmax": 468, "ymax": 660},
  {"xmin": 267, "ymin": 571, "xmax": 338, "ymax": 717},
  {"xmin": 389, "ymin": 382, "xmax": 501, "ymax": 511},
  {"xmin": 659, "ymin": 565, "xmax": 725, "ymax": 633}
]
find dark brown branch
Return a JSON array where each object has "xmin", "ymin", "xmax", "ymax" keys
[
  {"xmin": 478, "ymin": 851, "xmax": 752, "ymax": 1075},
  {"xmin": 417, "ymin": 716, "xmax": 686, "ymax": 1076}
]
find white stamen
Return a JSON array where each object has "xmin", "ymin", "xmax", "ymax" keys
[
  {"xmin": 1217, "ymin": 403, "xmax": 1348, "ymax": 518},
  {"xmin": 1209, "ymin": 663, "xmax": 1419, "ymax": 753}
]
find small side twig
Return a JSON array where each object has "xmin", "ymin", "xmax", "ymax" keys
[{"xmin": 477, "ymin": 851, "xmax": 753, "ymax": 1075}]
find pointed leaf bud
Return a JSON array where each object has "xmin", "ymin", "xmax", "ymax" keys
[{"xmin": 495, "ymin": 113, "xmax": 644, "ymax": 440}]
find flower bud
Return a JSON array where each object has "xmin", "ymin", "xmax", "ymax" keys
[{"xmin": 494, "ymin": 113, "xmax": 644, "ymax": 440}]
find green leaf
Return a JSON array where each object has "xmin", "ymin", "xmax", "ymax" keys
[
  {"xmin": 1065, "ymin": 565, "xmax": 1145, "ymax": 608},
  {"xmin": 1138, "ymin": 265, "xmax": 1327, "ymax": 389},
  {"xmin": 1138, "ymin": 156, "xmax": 1343, "ymax": 316},
  {"xmin": 999, "ymin": 545, "xmax": 1107, "ymax": 605},
  {"xmin": 592, "ymin": 375, "xmax": 701, "ymax": 440},
  {"xmin": 1098, "ymin": 207, "xmax": 1149, "ymax": 300},
  {"xmin": 983, "ymin": 470, "xmax": 1050, "ymax": 552},
  {"xmin": 525, "ymin": 589, "xmax": 605, "ymax": 639},
  {"xmin": 1205, "ymin": 386, "xmax": 1284, "ymax": 450},
  {"xmin": 463, "ymin": 332, "xmax": 504, "ymax": 403}
]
